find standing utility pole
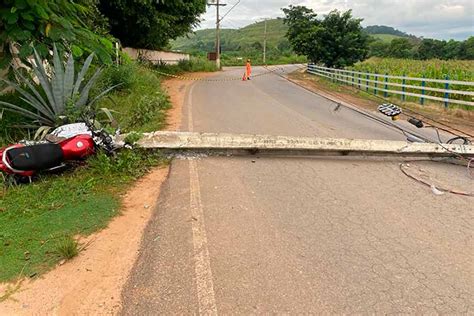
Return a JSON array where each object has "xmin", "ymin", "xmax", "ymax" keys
[
  {"xmin": 263, "ymin": 19, "xmax": 267, "ymax": 65},
  {"xmin": 215, "ymin": 0, "xmax": 221, "ymax": 69},
  {"xmin": 208, "ymin": 0, "xmax": 227, "ymax": 69}
]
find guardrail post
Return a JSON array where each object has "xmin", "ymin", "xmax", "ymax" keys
[
  {"xmin": 374, "ymin": 72, "xmax": 378, "ymax": 95},
  {"xmin": 402, "ymin": 74, "xmax": 406, "ymax": 102},
  {"xmin": 351, "ymin": 72, "xmax": 354, "ymax": 87},
  {"xmin": 384, "ymin": 73, "xmax": 388, "ymax": 97},
  {"xmin": 358, "ymin": 73, "xmax": 361, "ymax": 89},
  {"xmin": 444, "ymin": 75, "xmax": 450, "ymax": 108},
  {"xmin": 366, "ymin": 74, "xmax": 369, "ymax": 92},
  {"xmin": 420, "ymin": 76, "xmax": 425, "ymax": 105}
]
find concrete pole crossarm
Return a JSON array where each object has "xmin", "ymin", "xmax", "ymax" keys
[{"xmin": 117, "ymin": 132, "xmax": 474, "ymax": 158}]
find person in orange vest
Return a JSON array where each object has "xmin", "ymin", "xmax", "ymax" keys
[{"xmin": 245, "ymin": 59, "xmax": 252, "ymax": 80}]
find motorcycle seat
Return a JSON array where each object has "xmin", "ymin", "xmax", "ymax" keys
[{"xmin": 6, "ymin": 144, "xmax": 64, "ymax": 171}]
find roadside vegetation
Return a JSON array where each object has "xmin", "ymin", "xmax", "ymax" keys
[
  {"xmin": 153, "ymin": 57, "xmax": 219, "ymax": 75},
  {"xmin": 350, "ymin": 58, "xmax": 474, "ymax": 82},
  {"xmin": 0, "ymin": 62, "xmax": 169, "ymax": 282},
  {"xmin": 0, "ymin": 0, "xmax": 212, "ymax": 283},
  {"xmin": 282, "ymin": 5, "xmax": 473, "ymax": 113}
]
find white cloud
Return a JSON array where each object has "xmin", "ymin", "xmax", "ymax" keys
[{"xmin": 197, "ymin": 0, "xmax": 474, "ymax": 40}]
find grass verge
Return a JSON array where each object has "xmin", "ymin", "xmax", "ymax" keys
[{"xmin": 0, "ymin": 64, "xmax": 170, "ymax": 282}]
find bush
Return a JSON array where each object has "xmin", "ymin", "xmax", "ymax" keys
[
  {"xmin": 128, "ymin": 94, "xmax": 167, "ymax": 127},
  {"xmin": 100, "ymin": 63, "xmax": 138, "ymax": 92},
  {"xmin": 153, "ymin": 57, "xmax": 218, "ymax": 75}
]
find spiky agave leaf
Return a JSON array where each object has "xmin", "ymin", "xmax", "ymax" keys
[
  {"xmin": 76, "ymin": 67, "xmax": 103, "ymax": 108},
  {"xmin": 63, "ymin": 53, "xmax": 75, "ymax": 101},
  {"xmin": 51, "ymin": 44, "xmax": 65, "ymax": 114},
  {"xmin": 1, "ymin": 45, "xmax": 117, "ymax": 132},
  {"xmin": 32, "ymin": 49, "xmax": 56, "ymax": 113},
  {"xmin": 34, "ymin": 126, "xmax": 53, "ymax": 140},
  {"xmin": 73, "ymin": 53, "xmax": 95, "ymax": 96},
  {"xmin": 0, "ymin": 77, "xmax": 55, "ymax": 120}
]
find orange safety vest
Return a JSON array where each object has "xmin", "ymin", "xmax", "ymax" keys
[{"xmin": 246, "ymin": 62, "xmax": 252, "ymax": 77}]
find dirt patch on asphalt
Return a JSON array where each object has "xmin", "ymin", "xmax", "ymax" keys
[
  {"xmin": 0, "ymin": 72, "xmax": 210, "ymax": 315},
  {"xmin": 288, "ymin": 71, "xmax": 474, "ymax": 137}
]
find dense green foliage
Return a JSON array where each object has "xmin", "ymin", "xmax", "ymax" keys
[
  {"xmin": 368, "ymin": 37, "xmax": 474, "ymax": 60},
  {"xmin": 98, "ymin": 0, "xmax": 206, "ymax": 49},
  {"xmin": 153, "ymin": 57, "xmax": 218, "ymax": 74},
  {"xmin": 347, "ymin": 57, "xmax": 474, "ymax": 106},
  {"xmin": 350, "ymin": 57, "xmax": 474, "ymax": 82},
  {"xmin": 0, "ymin": 46, "xmax": 116, "ymax": 130},
  {"xmin": 0, "ymin": 65, "xmax": 169, "ymax": 281},
  {"xmin": 283, "ymin": 6, "xmax": 369, "ymax": 67},
  {"xmin": 171, "ymin": 18, "xmax": 306, "ymax": 65},
  {"xmin": 0, "ymin": 0, "xmax": 114, "ymax": 67},
  {"xmin": 364, "ymin": 25, "xmax": 410, "ymax": 37}
]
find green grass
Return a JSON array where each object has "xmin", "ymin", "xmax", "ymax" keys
[
  {"xmin": 370, "ymin": 34, "xmax": 404, "ymax": 43},
  {"xmin": 0, "ymin": 64, "xmax": 170, "ymax": 282},
  {"xmin": 54, "ymin": 235, "xmax": 79, "ymax": 260},
  {"xmin": 347, "ymin": 57, "xmax": 474, "ymax": 106}
]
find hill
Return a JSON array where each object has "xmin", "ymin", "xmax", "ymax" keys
[
  {"xmin": 364, "ymin": 25, "xmax": 409, "ymax": 37},
  {"xmin": 171, "ymin": 19, "xmax": 417, "ymax": 52},
  {"xmin": 171, "ymin": 18, "xmax": 290, "ymax": 53}
]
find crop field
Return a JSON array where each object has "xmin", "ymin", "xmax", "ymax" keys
[
  {"xmin": 350, "ymin": 57, "xmax": 474, "ymax": 82},
  {"xmin": 343, "ymin": 57, "xmax": 474, "ymax": 108}
]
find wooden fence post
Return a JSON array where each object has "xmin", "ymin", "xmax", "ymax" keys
[
  {"xmin": 374, "ymin": 72, "xmax": 378, "ymax": 95},
  {"xmin": 358, "ymin": 73, "xmax": 361, "ymax": 89},
  {"xmin": 384, "ymin": 73, "xmax": 388, "ymax": 98},
  {"xmin": 420, "ymin": 76, "xmax": 425, "ymax": 105},
  {"xmin": 402, "ymin": 74, "xmax": 406, "ymax": 102},
  {"xmin": 444, "ymin": 75, "xmax": 450, "ymax": 108},
  {"xmin": 366, "ymin": 74, "xmax": 369, "ymax": 92}
]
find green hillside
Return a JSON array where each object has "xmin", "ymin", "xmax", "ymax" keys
[
  {"xmin": 171, "ymin": 18, "xmax": 290, "ymax": 53},
  {"xmin": 170, "ymin": 19, "xmax": 419, "ymax": 65},
  {"xmin": 371, "ymin": 33, "xmax": 404, "ymax": 43},
  {"xmin": 171, "ymin": 19, "xmax": 416, "ymax": 53}
]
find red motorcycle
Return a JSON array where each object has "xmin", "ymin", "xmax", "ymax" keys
[{"xmin": 0, "ymin": 122, "xmax": 116, "ymax": 183}]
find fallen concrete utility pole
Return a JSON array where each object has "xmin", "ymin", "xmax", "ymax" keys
[{"xmin": 117, "ymin": 132, "xmax": 474, "ymax": 158}]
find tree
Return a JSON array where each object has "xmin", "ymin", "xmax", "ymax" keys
[
  {"xmin": 98, "ymin": 0, "xmax": 206, "ymax": 49},
  {"xmin": 443, "ymin": 40, "xmax": 461, "ymax": 60},
  {"xmin": 458, "ymin": 37, "xmax": 474, "ymax": 60},
  {"xmin": 283, "ymin": 6, "xmax": 368, "ymax": 67},
  {"xmin": 368, "ymin": 39, "xmax": 390, "ymax": 57},
  {"xmin": 417, "ymin": 39, "xmax": 446, "ymax": 60},
  {"xmin": 0, "ymin": 0, "xmax": 114, "ymax": 69},
  {"xmin": 388, "ymin": 38, "xmax": 415, "ymax": 58}
]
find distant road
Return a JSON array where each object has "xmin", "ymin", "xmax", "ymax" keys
[{"xmin": 121, "ymin": 66, "xmax": 473, "ymax": 314}]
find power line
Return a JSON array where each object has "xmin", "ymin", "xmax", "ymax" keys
[{"xmin": 219, "ymin": 0, "xmax": 241, "ymax": 23}]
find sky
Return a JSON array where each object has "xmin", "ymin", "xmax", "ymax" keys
[{"xmin": 199, "ymin": 0, "xmax": 474, "ymax": 40}]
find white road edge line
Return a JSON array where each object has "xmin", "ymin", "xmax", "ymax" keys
[{"xmin": 187, "ymin": 83, "xmax": 218, "ymax": 315}]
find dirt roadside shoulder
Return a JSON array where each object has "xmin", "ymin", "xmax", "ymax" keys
[{"xmin": 0, "ymin": 72, "xmax": 211, "ymax": 315}]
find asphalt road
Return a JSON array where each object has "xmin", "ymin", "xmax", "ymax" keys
[{"xmin": 121, "ymin": 66, "xmax": 473, "ymax": 314}]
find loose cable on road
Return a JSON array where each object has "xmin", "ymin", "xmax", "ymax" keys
[
  {"xmin": 399, "ymin": 162, "xmax": 473, "ymax": 197},
  {"xmin": 265, "ymin": 65, "xmax": 474, "ymax": 194}
]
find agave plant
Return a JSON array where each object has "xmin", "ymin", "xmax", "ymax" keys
[{"xmin": 0, "ymin": 45, "xmax": 117, "ymax": 128}]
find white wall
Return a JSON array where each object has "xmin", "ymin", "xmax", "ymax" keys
[{"xmin": 123, "ymin": 47, "xmax": 190, "ymax": 65}]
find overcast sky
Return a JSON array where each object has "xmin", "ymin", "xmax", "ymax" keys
[{"xmin": 198, "ymin": 0, "xmax": 474, "ymax": 40}]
